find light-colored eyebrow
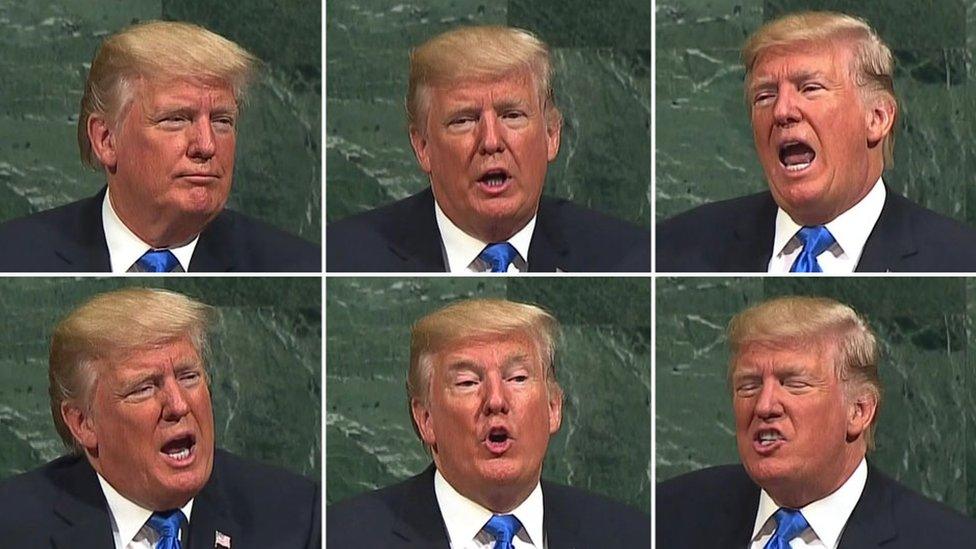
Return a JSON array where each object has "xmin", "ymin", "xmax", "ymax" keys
[
  {"xmin": 750, "ymin": 69, "xmax": 830, "ymax": 93},
  {"xmin": 444, "ymin": 353, "xmax": 532, "ymax": 373}
]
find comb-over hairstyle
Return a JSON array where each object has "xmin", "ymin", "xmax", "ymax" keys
[
  {"xmin": 406, "ymin": 25, "xmax": 561, "ymax": 132},
  {"xmin": 78, "ymin": 20, "xmax": 260, "ymax": 169},
  {"xmin": 49, "ymin": 287, "xmax": 215, "ymax": 451},
  {"xmin": 742, "ymin": 11, "xmax": 897, "ymax": 166},
  {"xmin": 727, "ymin": 295, "xmax": 882, "ymax": 449}
]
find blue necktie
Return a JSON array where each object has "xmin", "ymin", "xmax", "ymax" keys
[
  {"xmin": 137, "ymin": 249, "xmax": 179, "ymax": 272},
  {"xmin": 790, "ymin": 226, "xmax": 835, "ymax": 273},
  {"xmin": 148, "ymin": 509, "xmax": 185, "ymax": 549},
  {"xmin": 764, "ymin": 508, "xmax": 809, "ymax": 549},
  {"xmin": 479, "ymin": 242, "xmax": 519, "ymax": 273},
  {"xmin": 483, "ymin": 514, "xmax": 522, "ymax": 549}
]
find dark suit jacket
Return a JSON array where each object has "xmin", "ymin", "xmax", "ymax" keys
[
  {"xmin": 656, "ymin": 188, "xmax": 976, "ymax": 272},
  {"xmin": 327, "ymin": 465, "xmax": 649, "ymax": 548},
  {"xmin": 0, "ymin": 188, "xmax": 321, "ymax": 272},
  {"xmin": 0, "ymin": 449, "xmax": 321, "ymax": 548},
  {"xmin": 327, "ymin": 188, "xmax": 650, "ymax": 272},
  {"xmin": 656, "ymin": 464, "xmax": 976, "ymax": 548}
]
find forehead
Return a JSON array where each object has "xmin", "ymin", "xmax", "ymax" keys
[
  {"xmin": 750, "ymin": 42, "xmax": 854, "ymax": 83},
  {"xmin": 733, "ymin": 340, "xmax": 835, "ymax": 377},
  {"xmin": 434, "ymin": 332, "xmax": 540, "ymax": 369},
  {"xmin": 428, "ymin": 71, "xmax": 539, "ymax": 108},
  {"xmin": 133, "ymin": 77, "xmax": 237, "ymax": 108},
  {"xmin": 99, "ymin": 338, "xmax": 203, "ymax": 377}
]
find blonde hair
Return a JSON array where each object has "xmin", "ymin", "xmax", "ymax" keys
[
  {"xmin": 727, "ymin": 296, "xmax": 882, "ymax": 450},
  {"xmin": 742, "ymin": 11, "xmax": 897, "ymax": 166},
  {"xmin": 406, "ymin": 25, "xmax": 562, "ymax": 133},
  {"xmin": 78, "ymin": 20, "xmax": 260, "ymax": 169},
  {"xmin": 49, "ymin": 288, "xmax": 215, "ymax": 450}
]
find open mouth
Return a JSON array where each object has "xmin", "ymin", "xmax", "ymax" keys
[
  {"xmin": 477, "ymin": 168, "xmax": 512, "ymax": 189},
  {"xmin": 484, "ymin": 426, "xmax": 513, "ymax": 455},
  {"xmin": 161, "ymin": 434, "xmax": 196, "ymax": 465},
  {"xmin": 753, "ymin": 428, "xmax": 785, "ymax": 454},
  {"xmin": 778, "ymin": 141, "xmax": 816, "ymax": 172}
]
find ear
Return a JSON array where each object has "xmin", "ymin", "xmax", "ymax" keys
[
  {"xmin": 865, "ymin": 94, "xmax": 895, "ymax": 147},
  {"xmin": 61, "ymin": 401, "xmax": 99, "ymax": 452},
  {"xmin": 409, "ymin": 126, "xmax": 432, "ymax": 174},
  {"xmin": 545, "ymin": 114, "xmax": 561, "ymax": 162},
  {"xmin": 88, "ymin": 114, "xmax": 119, "ymax": 171},
  {"xmin": 846, "ymin": 390, "xmax": 878, "ymax": 441},
  {"xmin": 410, "ymin": 398, "xmax": 437, "ymax": 449},
  {"xmin": 547, "ymin": 388, "xmax": 563, "ymax": 435}
]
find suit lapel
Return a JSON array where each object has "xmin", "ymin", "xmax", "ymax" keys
[
  {"xmin": 838, "ymin": 465, "xmax": 897, "ymax": 548},
  {"xmin": 387, "ymin": 188, "xmax": 448, "ymax": 271},
  {"xmin": 189, "ymin": 212, "xmax": 236, "ymax": 271},
  {"xmin": 856, "ymin": 188, "xmax": 918, "ymax": 272},
  {"xmin": 49, "ymin": 457, "xmax": 115, "ymax": 548},
  {"xmin": 52, "ymin": 187, "xmax": 112, "ymax": 270},
  {"xmin": 540, "ymin": 482, "xmax": 581, "ymax": 548},
  {"xmin": 527, "ymin": 201, "xmax": 567, "ymax": 272},
  {"xmin": 187, "ymin": 460, "xmax": 241, "ymax": 549},
  {"xmin": 391, "ymin": 465, "xmax": 451, "ymax": 547},
  {"xmin": 729, "ymin": 192, "xmax": 778, "ymax": 271},
  {"xmin": 721, "ymin": 472, "xmax": 761, "ymax": 547}
]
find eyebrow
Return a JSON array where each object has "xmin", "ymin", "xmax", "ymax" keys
[
  {"xmin": 750, "ymin": 69, "xmax": 830, "ymax": 92},
  {"xmin": 444, "ymin": 353, "xmax": 533, "ymax": 373}
]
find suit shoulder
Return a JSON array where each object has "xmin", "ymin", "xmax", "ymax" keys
[
  {"xmin": 540, "ymin": 197, "xmax": 648, "ymax": 241},
  {"xmin": 0, "ymin": 454, "xmax": 92, "ymax": 536},
  {"xmin": 657, "ymin": 464, "xmax": 753, "ymax": 499},
  {"xmin": 209, "ymin": 210, "xmax": 320, "ymax": 271},
  {"xmin": 874, "ymin": 469, "xmax": 976, "ymax": 539},
  {"xmin": 213, "ymin": 448, "xmax": 317, "ymax": 498},
  {"xmin": 538, "ymin": 197, "xmax": 650, "ymax": 271},
  {"xmin": 895, "ymin": 194, "xmax": 976, "ymax": 243},
  {"xmin": 544, "ymin": 481, "xmax": 649, "ymax": 530},
  {"xmin": 657, "ymin": 192, "xmax": 771, "ymax": 238}
]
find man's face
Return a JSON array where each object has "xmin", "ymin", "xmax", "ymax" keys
[
  {"xmin": 412, "ymin": 333, "xmax": 562, "ymax": 511},
  {"xmin": 749, "ymin": 43, "xmax": 887, "ymax": 225},
  {"xmin": 410, "ymin": 72, "xmax": 561, "ymax": 242},
  {"xmin": 72, "ymin": 336, "xmax": 215, "ymax": 510},
  {"xmin": 731, "ymin": 341, "xmax": 868, "ymax": 506},
  {"xmin": 99, "ymin": 78, "xmax": 238, "ymax": 244}
]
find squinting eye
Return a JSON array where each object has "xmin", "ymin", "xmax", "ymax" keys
[{"xmin": 510, "ymin": 375, "xmax": 528, "ymax": 383}]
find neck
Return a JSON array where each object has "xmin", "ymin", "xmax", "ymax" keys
[
  {"xmin": 109, "ymin": 193, "xmax": 205, "ymax": 248},
  {"xmin": 765, "ymin": 450, "xmax": 864, "ymax": 508}
]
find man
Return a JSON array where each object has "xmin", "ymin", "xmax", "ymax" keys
[
  {"xmin": 657, "ymin": 296, "xmax": 976, "ymax": 548},
  {"xmin": 327, "ymin": 299, "xmax": 649, "ymax": 546},
  {"xmin": 0, "ymin": 21, "xmax": 319, "ymax": 272},
  {"xmin": 327, "ymin": 26, "xmax": 650, "ymax": 272},
  {"xmin": 657, "ymin": 11, "xmax": 976, "ymax": 272},
  {"xmin": 0, "ymin": 288, "xmax": 320, "ymax": 547}
]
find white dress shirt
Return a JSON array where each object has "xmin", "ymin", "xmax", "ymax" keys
[
  {"xmin": 102, "ymin": 188, "xmax": 199, "ymax": 273},
  {"xmin": 768, "ymin": 178, "xmax": 886, "ymax": 273},
  {"xmin": 433, "ymin": 469, "xmax": 546, "ymax": 549},
  {"xmin": 749, "ymin": 458, "xmax": 868, "ymax": 549},
  {"xmin": 97, "ymin": 473, "xmax": 194, "ymax": 549},
  {"xmin": 434, "ymin": 201, "xmax": 534, "ymax": 273}
]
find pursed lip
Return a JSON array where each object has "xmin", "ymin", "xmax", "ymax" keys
[{"xmin": 177, "ymin": 172, "xmax": 221, "ymax": 184}]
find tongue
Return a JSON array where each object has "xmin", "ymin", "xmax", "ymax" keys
[
  {"xmin": 162, "ymin": 438, "xmax": 190, "ymax": 453},
  {"xmin": 782, "ymin": 144, "xmax": 815, "ymax": 166}
]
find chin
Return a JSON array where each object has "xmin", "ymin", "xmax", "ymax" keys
[{"xmin": 477, "ymin": 459, "xmax": 525, "ymax": 485}]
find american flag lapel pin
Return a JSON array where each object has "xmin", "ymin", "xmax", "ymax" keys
[{"xmin": 214, "ymin": 530, "xmax": 232, "ymax": 548}]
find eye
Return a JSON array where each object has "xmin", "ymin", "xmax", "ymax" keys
[
  {"xmin": 735, "ymin": 381, "xmax": 760, "ymax": 396},
  {"xmin": 447, "ymin": 115, "xmax": 477, "ymax": 130},
  {"xmin": 508, "ymin": 374, "xmax": 529, "ymax": 383},
  {"xmin": 126, "ymin": 384, "xmax": 156, "ymax": 401},
  {"xmin": 178, "ymin": 371, "xmax": 203, "ymax": 386},
  {"xmin": 800, "ymin": 83, "xmax": 824, "ymax": 94},
  {"xmin": 753, "ymin": 92, "xmax": 775, "ymax": 106},
  {"xmin": 212, "ymin": 116, "xmax": 236, "ymax": 131}
]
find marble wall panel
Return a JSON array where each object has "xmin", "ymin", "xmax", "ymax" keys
[
  {"xmin": 326, "ymin": 0, "xmax": 650, "ymax": 228},
  {"xmin": 0, "ymin": 277, "xmax": 321, "ymax": 480},
  {"xmin": 326, "ymin": 277, "xmax": 651, "ymax": 513},
  {"xmin": 656, "ymin": 277, "xmax": 974, "ymax": 516},
  {"xmin": 656, "ymin": 0, "xmax": 973, "ymax": 228},
  {"xmin": 0, "ymin": 0, "xmax": 320, "ymax": 242}
]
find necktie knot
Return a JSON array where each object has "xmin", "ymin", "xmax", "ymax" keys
[
  {"xmin": 479, "ymin": 242, "xmax": 519, "ymax": 273},
  {"xmin": 764, "ymin": 507, "xmax": 809, "ymax": 549},
  {"xmin": 137, "ymin": 249, "xmax": 179, "ymax": 273},
  {"xmin": 483, "ymin": 514, "xmax": 522, "ymax": 549},
  {"xmin": 790, "ymin": 225, "xmax": 835, "ymax": 273},
  {"xmin": 148, "ymin": 509, "xmax": 186, "ymax": 549}
]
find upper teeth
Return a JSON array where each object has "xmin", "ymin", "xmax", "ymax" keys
[{"xmin": 759, "ymin": 432, "xmax": 782, "ymax": 442}]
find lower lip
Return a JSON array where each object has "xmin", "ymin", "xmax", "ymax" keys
[
  {"xmin": 752, "ymin": 438, "xmax": 785, "ymax": 455},
  {"xmin": 180, "ymin": 175, "xmax": 219, "ymax": 184},
  {"xmin": 484, "ymin": 438, "xmax": 513, "ymax": 455},
  {"xmin": 160, "ymin": 444, "xmax": 196, "ymax": 468},
  {"xmin": 477, "ymin": 178, "xmax": 512, "ymax": 195},
  {"xmin": 779, "ymin": 157, "xmax": 814, "ymax": 176}
]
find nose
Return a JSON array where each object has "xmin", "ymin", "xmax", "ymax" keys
[
  {"xmin": 187, "ymin": 117, "xmax": 217, "ymax": 160},
  {"xmin": 754, "ymin": 379, "xmax": 784, "ymax": 419},
  {"xmin": 478, "ymin": 114, "xmax": 505, "ymax": 156},
  {"xmin": 482, "ymin": 371, "xmax": 510, "ymax": 415},
  {"xmin": 160, "ymin": 378, "xmax": 191, "ymax": 421},
  {"xmin": 772, "ymin": 87, "xmax": 801, "ymax": 127}
]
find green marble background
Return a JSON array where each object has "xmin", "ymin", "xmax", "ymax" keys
[
  {"xmin": 326, "ymin": 277, "xmax": 651, "ymax": 514},
  {"xmin": 326, "ymin": 0, "xmax": 651, "ymax": 228},
  {"xmin": 656, "ymin": 0, "xmax": 975, "ymax": 227},
  {"xmin": 656, "ymin": 277, "xmax": 976, "ymax": 516},
  {"xmin": 0, "ymin": 0, "xmax": 321, "ymax": 243},
  {"xmin": 0, "ymin": 277, "xmax": 321, "ymax": 480}
]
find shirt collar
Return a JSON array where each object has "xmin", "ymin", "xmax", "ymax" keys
[
  {"xmin": 433, "ymin": 468, "xmax": 545, "ymax": 547},
  {"xmin": 772, "ymin": 177, "xmax": 886, "ymax": 262},
  {"xmin": 96, "ymin": 472, "xmax": 194, "ymax": 547},
  {"xmin": 102, "ymin": 187, "xmax": 199, "ymax": 273},
  {"xmin": 433, "ymin": 198, "xmax": 535, "ymax": 273},
  {"xmin": 752, "ymin": 458, "xmax": 868, "ymax": 548}
]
